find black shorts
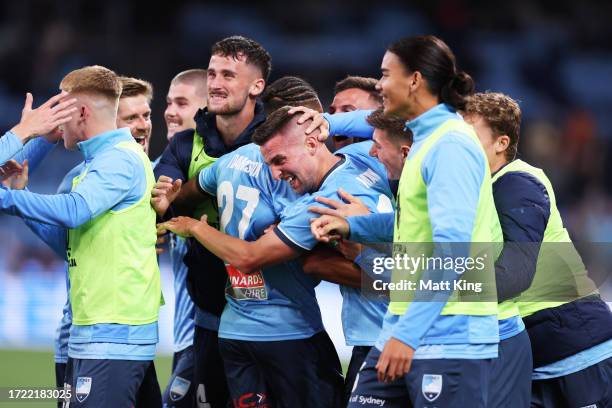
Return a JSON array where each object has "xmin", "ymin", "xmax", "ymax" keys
[
  {"xmin": 219, "ymin": 331, "xmax": 344, "ymax": 407},
  {"xmin": 163, "ymin": 346, "xmax": 196, "ymax": 407},
  {"xmin": 192, "ymin": 326, "xmax": 229, "ymax": 407}
]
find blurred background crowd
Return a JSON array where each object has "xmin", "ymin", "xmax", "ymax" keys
[{"xmin": 0, "ymin": 0, "xmax": 610, "ymax": 353}]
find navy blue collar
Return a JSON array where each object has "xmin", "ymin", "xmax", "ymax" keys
[{"xmin": 195, "ymin": 99, "xmax": 266, "ymax": 157}]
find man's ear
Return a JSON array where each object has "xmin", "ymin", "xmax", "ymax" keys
[
  {"xmin": 77, "ymin": 104, "xmax": 88, "ymax": 125},
  {"xmin": 400, "ymin": 144, "xmax": 411, "ymax": 159},
  {"xmin": 495, "ymin": 135, "xmax": 510, "ymax": 155},
  {"xmin": 304, "ymin": 134, "xmax": 319, "ymax": 154},
  {"xmin": 249, "ymin": 78, "xmax": 265, "ymax": 97}
]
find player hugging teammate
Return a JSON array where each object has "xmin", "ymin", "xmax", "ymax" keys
[{"xmin": 1, "ymin": 33, "xmax": 611, "ymax": 408}]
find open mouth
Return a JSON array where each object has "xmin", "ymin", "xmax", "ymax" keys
[
  {"xmin": 282, "ymin": 174, "xmax": 299, "ymax": 190},
  {"xmin": 133, "ymin": 135, "xmax": 147, "ymax": 146}
]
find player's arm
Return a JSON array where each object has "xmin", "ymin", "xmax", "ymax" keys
[
  {"xmin": 493, "ymin": 172, "xmax": 550, "ymax": 301},
  {"xmin": 288, "ymin": 107, "xmax": 375, "ymax": 140},
  {"xmin": 301, "ymin": 245, "xmax": 363, "ymax": 288},
  {"xmin": 377, "ymin": 135, "xmax": 485, "ymax": 381},
  {"xmin": 172, "ymin": 176, "xmax": 209, "ymax": 216},
  {"xmin": 0, "ymin": 149, "xmax": 141, "ymax": 228},
  {"xmin": 159, "ymin": 215, "xmax": 299, "ymax": 274}
]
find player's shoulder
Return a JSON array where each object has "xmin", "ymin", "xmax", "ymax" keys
[
  {"xmin": 336, "ymin": 140, "xmax": 373, "ymax": 157},
  {"xmin": 337, "ymin": 154, "xmax": 386, "ymax": 191}
]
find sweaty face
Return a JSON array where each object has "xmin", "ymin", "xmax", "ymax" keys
[
  {"xmin": 117, "ymin": 94, "xmax": 152, "ymax": 154},
  {"xmin": 377, "ymin": 51, "xmax": 414, "ymax": 117},
  {"xmin": 261, "ymin": 125, "xmax": 318, "ymax": 194},
  {"xmin": 165, "ymin": 82, "xmax": 206, "ymax": 141},
  {"xmin": 330, "ymin": 87, "xmax": 381, "ymax": 151},
  {"xmin": 207, "ymin": 54, "xmax": 258, "ymax": 116},
  {"xmin": 369, "ymin": 129, "xmax": 405, "ymax": 180}
]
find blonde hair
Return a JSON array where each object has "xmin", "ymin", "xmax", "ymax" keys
[
  {"xmin": 119, "ymin": 76, "xmax": 153, "ymax": 103},
  {"xmin": 60, "ymin": 65, "xmax": 122, "ymax": 102}
]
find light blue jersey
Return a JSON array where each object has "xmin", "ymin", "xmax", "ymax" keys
[
  {"xmin": 532, "ymin": 339, "xmax": 612, "ymax": 380},
  {"xmin": 1, "ymin": 131, "xmax": 24, "ymax": 164},
  {"xmin": 169, "ymin": 234, "xmax": 195, "ymax": 352},
  {"xmin": 198, "ymin": 143, "xmax": 324, "ymax": 341},
  {"xmin": 0, "ymin": 129, "xmax": 158, "ymax": 360},
  {"xmin": 275, "ymin": 153, "xmax": 394, "ymax": 346}
]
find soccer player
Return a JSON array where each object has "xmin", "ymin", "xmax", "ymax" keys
[
  {"xmin": 165, "ymin": 69, "xmax": 208, "ymax": 141},
  {"xmin": 260, "ymin": 75, "xmax": 323, "ymax": 115},
  {"xmin": 464, "ymin": 92, "xmax": 612, "ymax": 407},
  {"xmin": 158, "ymin": 106, "xmax": 395, "ymax": 406},
  {"xmin": 153, "ymin": 36, "xmax": 270, "ymax": 408},
  {"xmin": 155, "ymin": 77, "xmax": 346, "ymax": 407},
  {"xmin": 117, "ymin": 76, "xmax": 153, "ymax": 154},
  {"xmin": 324, "ymin": 36, "xmax": 503, "ymax": 407},
  {"xmin": 328, "ymin": 76, "xmax": 382, "ymax": 151},
  {"xmin": 0, "ymin": 91, "xmax": 76, "ymax": 165},
  {"xmin": 160, "ymin": 69, "xmax": 207, "ymax": 408},
  {"xmin": 0, "ymin": 65, "xmax": 161, "ymax": 407},
  {"xmin": 310, "ymin": 107, "xmax": 412, "ymax": 405}
]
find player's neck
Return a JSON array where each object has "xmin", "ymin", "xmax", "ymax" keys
[
  {"xmin": 215, "ymin": 104, "xmax": 256, "ymax": 147},
  {"xmin": 87, "ymin": 120, "xmax": 117, "ymax": 140},
  {"xmin": 491, "ymin": 156, "xmax": 509, "ymax": 174},
  {"xmin": 315, "ymin": 150, "xmax": 342, "ymax": 188}
]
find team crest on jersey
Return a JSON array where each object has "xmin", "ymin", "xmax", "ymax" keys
[
  {"xmin": 75, "ymin": 377, "xmax": 92, "ymax": 402},
  {"xmin": 170, "ymin": 376, "xmax": 191, "ymax": 401},
  {"xmin": 422, "ymin": 374, "xmax": 442, "ymax": 402},
  {"xmin": 226, "ymin": 265, "xmax": 268, "ymax": 300}
]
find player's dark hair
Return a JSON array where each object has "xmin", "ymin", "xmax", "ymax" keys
[
  {"xmin": 261, "ymin": 76, "xmax": 322, "ymax": 114},
  {"xmin": 464, "ymin": 92, "xmax": 521, "ymax": 161},
  {"xmin": 388, "ymin": 35, "xmax": 474, "ymax": 110},
  {"xmin": 252, "ymin": 106, "xmax": 295, "ymax": 145},
  {"xmin": 211, "ymin": 36, "xmax": 272, "ymax": 82},
  {"xmin": 366, "ymin": 108, "xmax": 413, "ymax": 145},
  {"xmin": 334, "ymin": 76, "xmax": 382, "ymax": 105}
]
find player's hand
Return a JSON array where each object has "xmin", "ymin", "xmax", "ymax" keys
[
  {"xmin": 310, "ymin": 214, "xmax": 348, "ymax": 243},
  {"xmin": 308, "ymin": 188, "xmax": 371, "ymax": 218},
  {"xmin": 151, "ymin": 176, "xmax": 182, "ymax": 216},
  {"xmin": 288, "ymin": 106, "xmax": 329, "ymax": 142},
  {"xmin": 155, "ymin": 229, "xmax": 167, "ymax": 255},
  {"xmin": 158, "ymin": 215, "xmax": 202, "ymax": 238},
  {"xmin": 337, "ymin": 240, "xmax": 362, "ymax": 261},
  {"xmin": 0, "ymin": 159, "xmax": 29, "ymax": 190},
  {"xmin": 10, "ymin": 92, "xmax": 78, "ymax": 142},
  {"xmin": 376, "ymin": 337, "xmax": 415, "ymax": 383}
]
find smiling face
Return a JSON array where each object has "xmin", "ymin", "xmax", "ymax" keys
[
  {"xmin": 117, "ymin": 94, "xmax": 152, "ymax": 154},
  {"xmin": 329, "ymin": 87, "xmax": 381, "ymax": 150},
  {"xmin": 206, "ymin": 53, "xmax": 262, "ymax": 116},
  {"xmin": 165, "ymin": 81, "xmax": 206, "ymax": 140},
  {"xmin": 376, "ymin": 51, "xmax": 415, "ymax": 117},
  {"xmin": 260, "ymin": 120, "xmax": 320, "ymax": 194},
  {"xmin": 369, "ymin": 128, "xmax": 407, "ymax": 180}
]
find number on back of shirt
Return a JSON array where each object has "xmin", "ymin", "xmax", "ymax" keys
[{"xmin": 217, "ymin": 181, "xmax": 260, "ymax": 239}]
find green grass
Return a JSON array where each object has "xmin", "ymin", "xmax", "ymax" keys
[{"xmin": 0, "ymin": 349, "xmax": 173, "ymax": 407}]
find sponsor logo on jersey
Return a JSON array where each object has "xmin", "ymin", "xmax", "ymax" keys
[{"xmin": 226, "ymin": 265, "xmax": 268, "ymax": 300}]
